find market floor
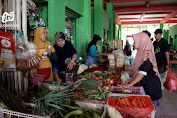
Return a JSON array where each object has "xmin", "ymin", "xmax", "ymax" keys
[{"xmin": 158, "ymin": 65, "xmax": 177, "ymax": 118}]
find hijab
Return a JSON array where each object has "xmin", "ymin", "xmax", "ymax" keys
[
  {"xmin": 53, "ymin": 32, "xmax": 77, "ymax": 71},
  {"xmin": 34, "ymin": 27, "xmax": 49, "ymax": 48},
  {"xmin": 133, "ymin": 32, "xmax": 163, "ymax": 88}
]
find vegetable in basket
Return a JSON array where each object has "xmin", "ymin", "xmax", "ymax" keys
[{"xmin": 120, "ymin": 72, "xmax": 130, "ymax": 81}]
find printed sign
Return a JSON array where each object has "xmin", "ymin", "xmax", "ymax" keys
[{"xmin": 0, "ymin": 30, "xmax": 16, "ymax": 71}]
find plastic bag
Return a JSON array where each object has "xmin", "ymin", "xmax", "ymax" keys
[
  {"xmin": 160, "ymin": 70, "xmax": 168, "ymax": 84},
  {"xmin": 26, "ymin": 42, "xmax": 41, "ymax": 69},
  {"xmin": 164, "ymin": 70, "xmax": 177, "ymax": 92},
  {"xmin": 108, "ymin": 53, "xmax": 115, "ymax": 67},
  {"xmin": 16, "ymin": 52, "xmax": 27, "ymax": 70},
  {"xmin": 16, "ymin": 31, "xmax": 26, "ymax": 51},
  {"xmin": 108, "ymin": 96, "xmax": 154, "ymax": 117}
]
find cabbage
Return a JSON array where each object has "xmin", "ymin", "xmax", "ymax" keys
[
  {"xmin": 108, "ymin": 106, "xmax": 123, "ymax": 118},
  {"xmin": 120, "ymin": 72, "xmax": 130, "ymax": 81}
]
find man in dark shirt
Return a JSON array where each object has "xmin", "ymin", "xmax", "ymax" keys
[
  {"xmin": 153, "ymin": 29, "xmax": 170, "ymax": 73},
  {"xmin": 123, "ymin": 40, "xmax": 132, "ymax": 56}
]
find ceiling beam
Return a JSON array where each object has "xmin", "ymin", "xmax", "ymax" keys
[
  {"xmin": 118, "ymin": 12, "xmax": 171, "ymax": 15},
  {"xmin": 116, "ymin": 5, "xmax": 177, "ymax": 13},
  {"xmin": 120, "ymin": 17, "xmax": 164, "ymax": 20},
  {"xmin": 140, "ymin": 12, "xmax": 146, "ymax": 21},
  {"xmin": 139, "ymin": 0, "xmax": 151, "ymax": 21},
  {"xmin": 112, "ymin": 0, "xmax": 158, "ymax": 3},
  {"xmin": 116, "ymin": 14, "xmax": 121, "ymax": 25},
  {"xmin": 160, "ymin": 10, "xmax": 177, "ymax": 23},
  {"xmin": 120, "ymin": 20, "xmax": 177, "ymax": 25}
]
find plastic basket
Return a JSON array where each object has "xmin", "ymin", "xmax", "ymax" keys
[
  {"xmin": 107, "ymin": 95, "xmax": 155, "ymax": 118},
  {"xmin": 0, "ymin": 108, "xmax": 56, "ymax": 118},
  {"xmin": 72, "ymin": 101, "xmax": 105, "ymax": 118},
  {"xmin": 110, "ymin": 86, "xmax": 145, "ymax": 96},
  {"xmin": 29, "ymin": 74, "xmax": 46, "ymax": 85}
]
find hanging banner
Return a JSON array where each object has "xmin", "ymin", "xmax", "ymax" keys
[{"xmin": 0, "ymin": 30, "xmax": 16, "ymax": 71}]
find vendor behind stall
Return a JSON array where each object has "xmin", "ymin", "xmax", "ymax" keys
[
  {"xmin": 48, "ymin": 32, "xmax": 77, "ymax": 82},
  {"xmin": 33, "ymin": 27, "xmax": 55, "ymax": 82},
  {"xmin": 85, "ymin": 34, "xmax": 106, "ymax": 67}
]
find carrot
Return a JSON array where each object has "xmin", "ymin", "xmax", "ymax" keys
[
  {"xmin": 132, "ymin": 99, "xmax": 139, "ymax": 108},
  {"xmin": 137, "ymin": 99, "xmax": 140, "ymax": 105},
  {"xmin": 95, "ymin": 77, "xmax": 102, "ymax": 80},
  {"xmin": 121, "ymin": 98, "xmax": 127, "ymax": 107},
  {"xmin": 139, "ymin": 101, "xmax": 144, "ymax": 108},
  {"xmin": 91, "ymin": 77, "xmax": 102, "ymax": 80},
  {"xmin": 141, "ymin": 101, "xmax": 146, "ymax": 108},
  {"xmin": 117, "ymin": 98, "xmax": 124, "ymax": 107},
  {"xmin": 124, "ymin": 97, "xmax": 133, "ymax": 108}
]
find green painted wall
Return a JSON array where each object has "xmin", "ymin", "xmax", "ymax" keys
[
  {"xmin": 169, "ymin": 25, "xmax": 177, "ymax": 50},
  {"xmin": 94, "ymin": 0, "xmax": 103, "ymax": 53},
  {"xmin": 163, "ymin": 30, "xmax": 169, "ymax": 41},
  {"xmin": 160, "ymin": 24, "xmax": 163, "ymax": 30},
  {"xmin": 91, "ymin": 7, "xmax": 94, "ymax": 38},
  {"xmin": 118, "ymin": 25, "xmax": 122, "ymax": 40},
  {"xmin": 36, "ymin": 3, "xmax": 48, "ymax": 27},
  {"xmin": 48, "ymin": 0, "xmax": 91, "ymax": 58},
  {"xmin": 48, "ymin": 0, "xmax": 65, "ymax": 41},
  {"xmin": 103, "ymin": 10, "xmax": 109, "ymax": 31},
  {"xmin": 113, "ymin": 10, "xmax": 116, "ymax": 40},
  {"xmin": 65, "ymin": 0, "xmax": 84, "ymax": 16},
  {"xmin": 80, "ymin": 0, "xmax": 91, "ymax": 57},
  {"xmin": 169, "ymin": 25, "xmax": 177, "ymax": 36},
  {"xmin": 107, "ymin": 2, "xmax": 113, "ymax": 40},
  {"xmin": 75, "ymin": 18, "xmax": 80, "ymax": 56}
]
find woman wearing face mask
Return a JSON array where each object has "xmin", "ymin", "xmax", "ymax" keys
[
  {"xmin": 48, "ymin": 32, "xmax": 77, "ymax": 82},
  {"xmin": 33, "ymin": 27, "xmax": 55, "ymax": 82},
  {"xmin": 85, "ymin": 34, "xmax": 107, "ymax": 67}
]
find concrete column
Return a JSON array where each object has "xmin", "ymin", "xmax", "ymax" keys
[
  {"xmin": 80, "ymin": 0, "xmax": 91, "ymax": 57},
  {"xmin": 94, "ymin": 0, "xmax": 103, "ymax": 53},
  {"xmin": 107, "ymin": 2, "xmax": 113, "ymax": 40},
  {"xmin": 113, "ymin": 10, "xmax": 116, "ymax": 40}
]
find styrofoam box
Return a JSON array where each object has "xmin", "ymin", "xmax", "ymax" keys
[{"xmin": 109, "ymin": 86, "xmax": 145, "ymax": 96}]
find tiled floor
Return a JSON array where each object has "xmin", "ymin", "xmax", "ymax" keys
[{"xmin": 158, "ymin": 65, "xmax": 177, "ymax": 118}]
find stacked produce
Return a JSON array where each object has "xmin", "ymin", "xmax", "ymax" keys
[
  {"xmin": 78, "ymin": 80, "xmax": 103, "ymax": 89},
  {"xmin": 0, "ymin": 84, "xmax": 23, "ymax": 112},
  {"xmin": 21, "ymin": 87, "xmax": 51, "ymax": 103},
  {"xmin": 63, "ymin": 107, "xmax": 103, "ymax": 118},
  {"xmin": 81, "ymin": 88, "xmax": 109, "ymax": 101},
  {"xmin": 33, "ymin": 84, "xmax": 78, "ymax": 117}
]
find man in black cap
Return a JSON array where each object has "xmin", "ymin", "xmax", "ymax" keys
[{"xmin": 153, "ymin": 29, "xmax": 169, "ymax": 73}]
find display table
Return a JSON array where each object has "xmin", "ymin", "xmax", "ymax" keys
[{"xmin": 170, "ymin": 53, "xmax": 177, "ymax": 64}]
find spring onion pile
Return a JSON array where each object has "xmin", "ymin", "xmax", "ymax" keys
[
  {"xmin": 33, "ymin": 84, "xmax": 78, "ymax": 117},
  {"xmin": 0, "ymin": 83, "xmax": 23, "ymax": 111}
]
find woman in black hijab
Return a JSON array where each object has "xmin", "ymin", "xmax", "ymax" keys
[{"xmin": 49, "ymin": 32, "xmax": 77, "ymax": 82}]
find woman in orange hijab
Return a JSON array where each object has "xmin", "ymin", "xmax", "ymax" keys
[{"xmin": 33, "ymin": 27, "xmax": 55, "ymax": 82}]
